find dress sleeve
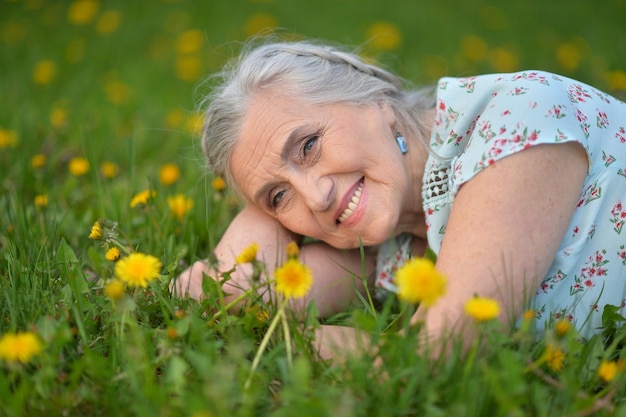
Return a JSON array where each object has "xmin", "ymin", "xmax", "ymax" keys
[{"xmin": 437, "ymin": 71, "xmax": 593, "ymax": 196}]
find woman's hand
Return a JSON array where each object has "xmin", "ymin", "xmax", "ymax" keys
[
  {"xmin": 170, "ymin": 204, "xmax": 376, "ymax": 318},
  {"xmin": 170, "ymin": 260, "xmax": 211, "ymax": 301}
]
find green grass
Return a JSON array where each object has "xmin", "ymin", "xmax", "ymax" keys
[{"xmin": 2, "ymin": 0, "xmax": 626, "ymax": 415}]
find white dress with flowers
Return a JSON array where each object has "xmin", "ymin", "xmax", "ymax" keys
[{"xmin": 376, "ymin": 70, "xmax": 626, "ymax": 337}]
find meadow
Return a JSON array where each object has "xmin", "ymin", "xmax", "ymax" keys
[{"xmin": 2, "ymin": 0, "xmax": 626, "ymax": 415}]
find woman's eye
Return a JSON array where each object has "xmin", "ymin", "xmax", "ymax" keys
[
  {"xmin": 302, "ymin": 135, "xmax": 318, "ymax": 157},
  {"xmin": 271, "ymin": 190, "xmax": 285, "ymax": 208}
]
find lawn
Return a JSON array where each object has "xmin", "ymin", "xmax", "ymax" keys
[{"xmin": 2, "ymin": 0, "xmax": 626, "ymax": 416}]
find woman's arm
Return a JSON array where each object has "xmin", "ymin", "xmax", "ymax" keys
[
  {"xmin": 418, "ymin": 142, "xmax": 589, "ymax": 340},
  {"xmin": 171, "ymin": 205, "xmax": 375, "ymax": 318}
]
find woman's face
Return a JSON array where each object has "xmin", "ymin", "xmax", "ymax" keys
[{"xmin": 230, "ymin": 92, "xmax": 417, "ymax": 249}]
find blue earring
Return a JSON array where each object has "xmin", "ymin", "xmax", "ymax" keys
[{"xmin": 395, "ymin": 131, "xmax": 408, "ymax": 154}]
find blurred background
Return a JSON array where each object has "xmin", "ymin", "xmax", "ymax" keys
[{"xmin": 1, "ymin": 0, "xmax": 626, "ymax": 246}]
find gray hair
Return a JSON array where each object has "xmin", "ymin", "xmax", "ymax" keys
[{"xmin": 200, "ymin": 40, "xmax": 435, "ymax": 193}]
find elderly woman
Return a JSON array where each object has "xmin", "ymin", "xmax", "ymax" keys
[{"xmin": 173, "ymin": 39, "xmax": 626, "ymax": 353}]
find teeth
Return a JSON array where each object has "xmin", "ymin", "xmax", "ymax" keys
[{"xmin": 338, "ymin": 181, "xmax": 363, "ymax": 224}]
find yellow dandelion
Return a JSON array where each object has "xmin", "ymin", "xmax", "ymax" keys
[
  {"xmin": 185, "ymin": 112, "xmax": 204, "ymax": 134},
  {"xmin": 0, "ymin": 331, "xmax": 42, "ymax": 364},
  {"xmin": 159, "ymin": 163, "xmax": 181, "ymax": 185},
  {"xmin": 366, "ymin": 21, "xmax": 402, "ymax": 51},
  {"xmin": 605, "ymin": 70, "xmax": 626, "ymax": 92},
  {"xmin": 244, "ymin": 12, "xmax": 278, "ymax": 38},
  {"xmin": 2, "ymin": 21, "xmax": 26, "ymax": 45},
  {"xmin": 464, "ymin": 296, "xmax": 501, "ymax": 322},
  {"xmin": 68, "ymin": 157, "xmax": 90, "ymax": 177},
  {"xmin": 31, "ymin": 154, "xmax": 46, "ymax": 169},
  {"xmin": 236, "ymin": 243, "xmax": 259, "ymax": 264},
  {"xmin": 130, "ymin": 189, "xmax": 156, "ymax": 208},
  {"xmin": 50, "ymin": 106, "xmax": 68, "ymax": 128},
  {"xmin": 395, "ymin": 258, "xmax": 446, "ymax": 307},
  {"xmin": 211, "ymin": 176, "xmax": 226, "ymax": 192},
  {"xmin": 67, "ymin": 0, "xmax": 99, "ymax": 25},
  {"xmin": 96, "ymin": 10, "xmax": 121, "ymax": 34},
  {"xmin": 176, "ymin": 29, "xmax": 205, "ymax": 54},
  {"xmin": 167, "ymin": 327, "xmax": 178, "ymax": 340},
  {"xmin": 256, "ymin": 309, "xmax": 270, "ymax": 323},
  {"xmin": 165, "ymin": 108, "xmax": 185, "ymax": 129},
  {"xmin": 554, "ymin": 319, "xmax": 571, "ymax": 338},
  {"xmin": 34, "ymin": 194, "xmax": 48, "ymax": 209},
  {"xmin": 103, "ymin": 279, "xmax": 125, "ymax": 300},
  {"xmin": 103, "ymin": 79, "xmax": 131, "ymax": 105},
  {"xmin": 0, "ymin": 128, "xmax": 18, "ymax": 148},
  {"xmin": 556, "ymin": 40, "xmax": 586, "ymax": 72},
  {"xmin": 105, "ymin": 247, "xmax": 120, "ymax": 262},
  {"xmin": 598, "ymin": 360, "xmax": 620, "ymax": 382},
  {"xmin": 33, "ymin": 59, "xmax": 56, "ymax": 85},
  {"xmin": 285, "ymin": 241, "xmax": 299, "ymax": 259},
  {"xmin": 522, "ymin": 309, "xmax": 535, "ymax": 321},
  {"xmin": 88, "ymin": 221, "xmax": 103, "ymax": 240},
  {"xmin": 545, "ymin": 344, "xmax": 566, "ymax": 372},
  {"xmin": 275, "ymin": 258, "xmax": 313, "ymax": 299},
  {"xmin": 115, "ymin": 252, "xmax": 162, "ymax": 288},
  {"xmin": 100, "ymin": 161, "xmax": 119, "ymax": 179},
  {"xmin": 489, "ymin": 47, "xmax": 518, "ymax": 73},
  {"xmin": 175, "ymin": 55, "xmax": 202, "ymax": 82},
  {"xmin": 461, "ymin": 35, "xmax": 488, "ymax": 62},
  {"xmin": 167, "ymin": 194, "xmax": 194, "ymax": 220}
]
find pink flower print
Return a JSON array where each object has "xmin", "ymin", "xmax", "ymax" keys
[
  {"xmin": 507, "ymin": 127, "xmax": 540, "ymax": 151},
  {"xmin": 575, "ymin": 109, "xmax": 590, "ymax": 139},
  {"xmin": 478, "ymin": 120, "xmax": 496, "ymax": 142},
  {"xmin": 459, "ymin": 77, "xmax": 476, "ymax": 93},
  {"xmin": 446, "ymin": 130, "xmax": 464, "ymax": 146},
  {"xmin": 438, "ymin": 80, "xmax": 449, "ymax": 90},
  {"xmin": 499, "ymin": 126, "xmax": 507, "ymax": 135},
  {"xmin": 615, "ymin": 127, "xmax": 626, "ymax": 143},
  {"xmin": 602, "ymin": 151, "xmax": 616, "ymax": 167},
  {"xmin": 539, "ymin": 270, "xmax": 567, "ymax": 293},
  {"xmin": 572, "ymin": 249, "xmax": 609, "ymax": 294},
  {"xmin": 555, "ymin": 129, "xmax": 569, "ymax": 142},
  {"xmin": 501, "ymin": 109, "xmax": 511, "ymax": 116},
  {"xmin": 572, "ymin": 225, "xmax": 580, "ymax": 237},
  {"xmin": 577, "ymin": 182, "xmax": 602, "ymax": 207},
  {"xmin": 618, "ymin": 245, "xmax": 626, "ymax": 265},
  {"xmin": 528, "ymin": 101, "xmax": 538, "ymax": 109},
  {"xmin": 586, "ymin": 224, "xmax": 596, "ymax": 241},
  {"xmin": 619, "ymin": 169, "xmax": 626, "ymax": 179},
  {"xmin": 596, "ymin": 110, "xmax": 609, "ymax": 129},
  {"xmin": 440, "ymin": 106, "xmax": 460, "ymax": 129},
  {"xmin": 465, "ymin": 115, "xmax": 480, "ymax": 137},
  {"xmin": 512, "ymin": 72, "xmax": 550, "ymax": 85},
  {"xmin": 508, "ymin": 87, "xmax": 529, "ymax": 96},
  {"xmin": 610, "ymin": 201, "xmax": 625, "ymax": 234},
  {"xmin": 546, "ymin": 104, "xmax": 567, "ymax": 119},
  {"xmin": 568, "ymin": 84, "xmax": 592, "ymax": 103},
  {"xmin": 593, "ymin": 88, "xmax": 612, "ymax": 104}
]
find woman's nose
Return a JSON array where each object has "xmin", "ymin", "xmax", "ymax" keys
[{"xmin": 295, "ymin": 174, "xmax": 334, "ymax": 212}]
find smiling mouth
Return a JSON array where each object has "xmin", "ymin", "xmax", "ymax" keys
[{"xmin": 337, "ymin": 179, "xmax": 364, "ymax": 224}]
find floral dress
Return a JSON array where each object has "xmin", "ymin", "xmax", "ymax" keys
[{"xmin": 376, "ymin": 70, "xmax": 626, "ymax": 337}]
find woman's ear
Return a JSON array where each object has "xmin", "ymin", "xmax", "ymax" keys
[{"xmin": 377, "ymin": 98, "xmax": 397, "ymax": 127}]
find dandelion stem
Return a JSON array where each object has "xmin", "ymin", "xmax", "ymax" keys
[
  {"xmin": 245, "ymin": 301, "xmax": 287, "ymax": 390},
  {"xmin": 281, "ymin": 306, "xmax": 293, "ymax": 369}
]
